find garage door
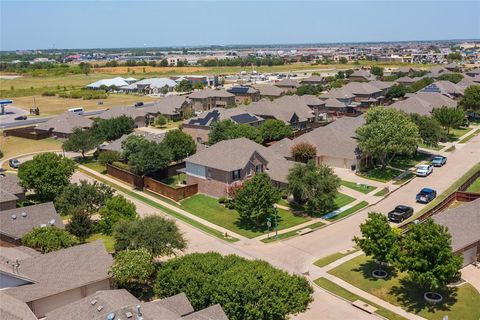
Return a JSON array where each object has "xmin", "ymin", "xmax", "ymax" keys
[
  {"xmin": 462, "ymin": 247, "xmax": 477, "ymax": 267},
  {"xmin": 322, "ymin": 156, "xmax": 346, "ymax": 168}
]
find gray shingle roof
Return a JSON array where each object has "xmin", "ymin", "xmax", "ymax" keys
[
  {"xmin": 0, "ymin": 292, "xmax": 37, "ymax": 320},
  {"xmin": 184, "ymin": 107, "xmax": 263, "ymax": 127},
  {"xmin": 143, "ymin": 95, "xmax": 190, "ymax": 116},
  {"xmin": 432, "ymin": 198, "xmax": 480, "ymax": 252},
  {"xmin": 301, "ymin": 75, "xmax": 324, "ymax": 84},
  {"xmin": 36, "ymin": 112, "xmax": 93, "ymax": 134},
  {"xmin": 253, "ymin": 84, "xmax": 284, "ymax": 97},
  {"xmin": 389, "ymin": 92, "xmax": 457, "ymax": 116},
  {"xmin": 188, "ymin": 88, "xmax": 234, "ymax": 99},
  {"xmin": 99, "ymin": 132, "xmax": 165, "ymax": 153},
  {"xmin": 420, "ymin": 80, "xmax": 464, "ymax": 96},
  {"xmin": 182, "ymin": 304, "xmax": 229, "ymax": 320},
  {"xmin": 152, "ymin": 292, "xmax": 194, "ymax": 316},
  {"xmin": 248, "ymin": 96, "xmax": 314, "ymax": 124},
  {"xmin": 3, "ymin": 240, "xmax": 113, "ymax": 302},
  {"xmin": 0, "ymin": 202, "xmax": 63, "ymax": 240},
  {"xmin": 99, "ymin": 106, "xmax": 147, "ymax": 120},
  {"xmin": 349, "ymin": 69, "xmax": 375, "ymax": 81},
  {"xmin": 274, "ymin": 78, "xmax": 300, "ymax": 88},
  {"xmin": 0, "ymin": 175, "xmax": 24, "ymax": 196}
]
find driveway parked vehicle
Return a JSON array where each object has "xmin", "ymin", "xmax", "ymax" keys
[
  {"xmin": 416, "ymin": 188, "xmax": 437, "ymax": 204},
  {"xmin": 388, "ymin": 205, "xmax": 414, "ymax": 223},
  {"xmin": 431, "ymin": 155, "xmax": 447, "ymax": 167},
  {"xmin": 416, "ymin": 164, "xmax": 433, "ymax": 177},
  {"xmin": 9, "ymin": 158, "xmax": 21, "ymax": 169}
]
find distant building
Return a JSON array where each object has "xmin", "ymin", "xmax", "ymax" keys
[
  {"xmin": 226, "ymin": 86, "xmax": 260, "ymax": 104},
  {"xmin": 348, "ymin": 70, "xmax": 376, "ymax": 82},
  {"xmin": 253, "ymin": 84, "xmax": 284, "ymax": 100},
  {"xmin": 188, "ymin": 89, "xmax": 235, "ymax": 111}
]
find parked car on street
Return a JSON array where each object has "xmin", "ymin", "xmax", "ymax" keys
[
  {"xmin": 431, "ymin": 155, "xmax": 447, "ymax": 167},
  {"xmin": 134, "ymin": 101, "xmax": 144, "ymax": 107},
  {"xmin": 416, "ymin": 164, "xmax": 433, "ymax": 177},
  {"xmin": 14, "ymin": 115, "xmax": 27, "ymax": 120},
  {"xmin": 9, "ymin": 158, "xmax": 21, "ymax": 169},
  {"xmin": 416, "ymin": 188, "xmax": 437, "ymax": 204},
  {"xmin": 388, "ymin": 205, "xmax": 414, "ymax": 223}
]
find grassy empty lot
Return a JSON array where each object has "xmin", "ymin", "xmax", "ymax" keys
[
  {"xmin": 0, "ymin": 136, "xmax": 63, "ymax": 167},
  {"xmin": 357, "ymin": 167, "xmax": 403, "ymax": 182},
  {"xmin": 9, "ymin": 94, "xmax": 157, "ymax": 116},
  {"xmin": 328, "ymin": 254, "xmax": 480, "ymax": 320},
  {"xmin": 180, "ymin": 194, "xmax": 311, "ymax": 239},
  {"xmin": 340, "ymin": 180, "xmax": 376, "ymax": 194}
]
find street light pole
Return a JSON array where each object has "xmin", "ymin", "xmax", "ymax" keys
[{"xmin": 273, "ymin": 204, "xmax": 279, "ymax": 240}]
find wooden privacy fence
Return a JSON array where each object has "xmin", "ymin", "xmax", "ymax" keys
[
  {"xmin": 144, "ymin": 176, "xmax": 198, "ymax": 202},
  {"xmin": 3, "ymin": 126, "xmax": 50, "ymax": 140},
  {"xmin": 106, "ymin": 163, "xmax": 144, "ymax": 189}
]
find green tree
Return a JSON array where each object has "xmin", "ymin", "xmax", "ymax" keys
[
  {"xmin": 98, "ymin": 195, "xmax": 138, "ymax": 235},
  {"xmin": 66, "ymin": 207, "xmax": 92, "ymax": 241},
  {"xmin": 432, "ymin": 106, "xmax": 465, "ymax": 134},
  {"xmin": 79, "ymin": 62, "xmax": 91, "ymax": 75},
  {"xmin": 385, "ymin": 84, "xmax": 407, "ymax": 99},
  {"xmin": 356, "ymin": 107, "xmax": 420, "ymax": 168},
  {"xmin": 291, "ymin": 142, "xmax": 317, "ymax": 163},
  {"xmin": 296, "ymin": 84, "xmax": 323, "ymax": 96},
  {"xmin": 159, "ymin": 59, "xmax": 168, "ymax": 67},
  {"xmin": 98, "ymin": 151, "xmax": 121, "ymax": 165},
  {"xmin": 354, "ymin": 212, "xmax": 400, "ymax": 270},
  {"xmin": 18, "ymin": 153, "xmax": 76, "ymax": 201},
  {"xmin": 447, "ymin": 52, "xmax": 462, "ymax": 61},
  {"xmin": 370, "ymin": 66, "xmax": 384, "ymax": 77},
  {"xmin": 193, "ymin": 81, "xmax": 204, "ymax": 90},
  {"xmin": 91, "ymin": 115, "xmax": 135, "ymax": 141},
  {"xmin": 62, "ymin": 128, "xmax": 99, "ymax": 159},
  {"xmin": 235, "ymin": 173, "xmax": 281, "ymax": 227},
  {"xmin": 154, "ymin": 114, "xmax": 167, "ymax": 127},
  {"xmin": 208, "ymin": 119, "xmax": 262, "ymax": 144},
  {"xmin": 339, "ymin": 56, "xmax": 348, "ymax": 64},
  {"xmin": 55, "ymin": 180, "xmax": 114, "ymax": 215},
  {"xmin": 287, "ymin": 161, "xmax": 340, "ymax": 213},
  {"xmin": 410, "ymin": 113, "xmax": 445, "ymax": 147},
  {"xmin": 113, "ymin": 215, "xmax": 187, "ymax": 256},
  {"xmin": 128, "ymin": 140, "xmax": 172, "ymax": 175},
  {"xmin": 154, "ymin": 252, "xmax": 313, "ymax": 320},
  {"xmin": 459, "ymin": 85, "xmax": 480, "ymax": 112},
  {"xmin": 399, "ymin": 219, "xmax": 462, "ymax": 292},
  {"xmin": 329, "ymin": 79, "xmax": 344, "ymax": 89},
  {"xmin": 438, "ymin": 73, "xmax": 463, "ymax": 84},
  {"xmin": 110, "ymin": 249, "xmax": 155, "ymax": 292},
  {"xmin": 122, "ymin": 135, "xmax": 149, "ymax": 160},
  {"xmin": 162, "ymin": 129, "xmax": 196, "ymax": 162},
  {"xmin": 175, "ymin": 79, "xmax": 193, "ymax": 92},
  {"xmin": 407, "ymin": 77, "xmax": 434, "ymax": 93},
  {"xmin": 22, "ymin": 227, "xmax": 79, "ymax": 253},
  {"xmin": 259, "ymin": 119, "xmax": 293, "ymax": 142}
]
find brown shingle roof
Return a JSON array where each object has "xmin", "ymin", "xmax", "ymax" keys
[
  {"xmin": 274, "ymin": 78, "xmax": 300, "ymax": 88},
  {"xmin": 248, "ymin": 96, "xmax": 314, "ymax": 124},
  {"xmin": 182, "ymin": 304, "xmax": 229, "ymax": 320},
  {"xmin": 253, "ymin": 84, "xmax": 284, "ymax": 97},
  {"xmin": 188, "ymin": 88, "xmax": 234, "ymax": 99},
  {"xmin": 0, "ymin": 202, "xmax": 63, "ymax": 240},
  {"xmin": 0, "ymin": 292, "xmax": 37, "ymax": 320},
  {"xmin": 36, "ymin": 112, "xmax": 93, "ymax": 134},
  {"xmin": 389, "ymin": 92, "xmax": 457, "ymax": 116},
  {"xmin": 0, "ymin": 175, "xmax": 24, "ymax": 197},
  {"xmin": 99, "ymin": 106, "xmax": 146, "ymax": 120},
  {"xmin": 143, "ymin": 95, "xmax": 190, "ymax": 116}
]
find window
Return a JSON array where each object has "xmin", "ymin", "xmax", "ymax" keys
[
  {"xmin": 232, "ymin": 170, "xmax": 241, "ymax": 181},
  {"xmin": 255, "ymin": 164, "xmax": 263, "ymax": 173}
]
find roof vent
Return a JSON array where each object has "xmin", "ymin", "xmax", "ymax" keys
[
  {"xmin": 90, "ymin": 299, "xmax": 97, "ymax": 305},
  {"xmin": 40, "ymin": 223, "xmax": 47, "ymax": 228},
  {"xmin": 49, "ymin": 219, "xmax": 55, "ymax": 225},
  {"xmin": 106, "ymin": 313, "xmax": 115, "ymax": 320},
  {"xmin": 21, "ymin": 212, "xmax": 27, "ymax": 218},
  {"xmin": 125, "ymin": 311, "xmax": 133, "ymax": 318},
  {"xmin": 97, "ymin": 305, "xmax": 104, "ymax": 312},
  {"xmin": 11, "ymin": 214, "xmax": 17, "ymax": 220}
]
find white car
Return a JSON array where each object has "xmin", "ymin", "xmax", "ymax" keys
[{"xmin": 416, "ymin": 164, "xmax": 433, "ymax": 177}]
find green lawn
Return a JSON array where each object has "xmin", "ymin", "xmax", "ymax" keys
[
  {"xmin": 459, "ymin": 129, "xmax": 480, "ymax": 144},
  {"xmin": 314, "ymin": 249, "xmax": 359, "ymax": 268},
  {"xmin": 86, "ymin": 233, "xmax": 115, "ymax": 253},
  {"xmin": 340, "ymin": 180, "xmax": 376, "ymax": 194},
  {"xmin": 374, "ymin": 188, "xmax": 389, "ymax": 197},
  {"xmin": 334, "ymin": 193, "xmax": 356, "ymax": 208},
  {"xmin": 261, "ymin": 221, "xmax": 325, "ymax": 243},
  {"xmin": 180, "ymin": 194, "xmax": 311, "ymax": 239},
  {"xmin": 79, "ymin": 158, "xmax": 107, "ymax": 174},
  {"xmin": 466, "ymin": 177, "xmax": 480, "ymax": 193},
  {"xmin": 418, "ymin": 142, "xmax": 443, "ymax": 151},
  {"xmin": 161, "ymin": 173, "xmax": 186, "ymax": 188},
  {"xmin": 326, "ymin": 201, "xmax": 368, "ymax": 222},
  {"xmin": 390, "ymin": 152, "xmax": 433, "ymax": 170},
  {"xmin": 314, "ymin": 277, "xmax": 408, "ymax": 320},
  {"xmin": 444, "ymin": 126, "xmax": 473, "ymax": 142},
  {"xmin": 328, "ymin": 254, "xmax": 480, "ymax": 320},
  {"xmin": 357, "ymin": 167, "xmax": 403, "ymax": 182}
]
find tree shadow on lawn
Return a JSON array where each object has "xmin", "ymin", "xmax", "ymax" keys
[
  {"xmin": 233, "ymin": 214, "xmax": 287, "ymax": 233},
  {"xmin": 354, "ymin": 259, "xmax": 399, "ymax": 282},
  {"xmin": 389, "ymin": 278, "xmax": 458, "ymax": 314}
]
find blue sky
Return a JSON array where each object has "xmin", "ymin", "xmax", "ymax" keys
[{"xmin": 1, "ymin": 1, "xmax": 479, "ymax": 50}]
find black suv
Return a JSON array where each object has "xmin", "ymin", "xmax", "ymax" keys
[{"xmin": 388, "ymin": 205, "xmax": 414, "ymax": 223}]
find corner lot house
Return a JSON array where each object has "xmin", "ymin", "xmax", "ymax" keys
[
  {"xmin": 0, "ymin": 202, "xmax": 63, "ymax": 245},
  {"xmin": 0, "ymin": 175, "xmax": 25, "ymax": 211},
  {"xmin": 45, "ymin": 289, "xmax": 228, "ymax": 320},
  {"xmin": 185, "ymin": 138, "xmax": 295, "ymax": 197},
  {"xmin": 35, "ymin": 112, "xmax": 93, "ymax": 138},
  {"xmin": 1, "ymin": 241, "xmax": 112, "ymax": 318},
  {"xmin": 188, "ymin": 88, "xmax": 235, "ymax": 111},
  {"xmin": 142, "ymin": 95, "xmax": 192, "ymax": 120},
  {"xmin": 433, "ymin": 198, "xmax": 480, "ymax": 267}
]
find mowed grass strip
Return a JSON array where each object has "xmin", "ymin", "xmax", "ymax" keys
[
  {"xmin": 314, "ymin": 277, "xmax": 408, "ymax": 320},
  {"xmin": 459, "ymin": 128, "xmax": 480, "ymax": 144},
  {"xmin": 340, "ymin": 180, "xmax": 376, "ymax": 194},
  {"xmin": 328, "ymin": 254, "xmax": 480, "ymax": 320},
  {"xmin": 326, "ymin": 201, "xmax": 368, "ymax": 222},
  {"xmin": 180, "ymin": 194, "xmax": 311, "ymax": 239},
  {"xmin": 261, "ymin": 221, "xmax": 325, "ymax": 243}
]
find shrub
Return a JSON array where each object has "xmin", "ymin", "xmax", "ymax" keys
[
  {"xmin": 66, "ymin": 207, "xmax": 92, "ymax": 241},
  {"xmin": 22, "ymin": 227, "xmax": 79, "ymax": 253},
  {"xmin": 98, "ymin": 151, "xmax": 121, "ymax": 165},
  {"xmin": 41, "ymin": 91, "xmax": 56, "ymax": 96}
]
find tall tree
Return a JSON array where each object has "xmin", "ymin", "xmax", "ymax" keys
[
  {"xmin": 370, "ymin": 66, "xmax": 384, "ymax": 77},
  {"xmin": 110, "ymin": 249, "xmax": 155, "ymax": 293},
  {"xmin": 399, "ymin": 219, "xmax": 462, "ymax": 292},
  {"xmin": 91, "ymin": 115, "xmax": 135, "ymax": 141},
  {"xmin": 18, "ymin": 152, "xmax": 76, "ymax": 201},
  {"xmin": 98, "ymin": 195, "xmax": 138, "ymax": 235},
  {"xmin": 432, "ymin": 106, "xmax": 465, "ymax": 134},
  {"xmin": 287, "ymin": 161, "xmax": 340, "ymax": 213},
  {"xmin": 66, "ymin": 207, "xmax": 93, "ymax": 241},
  {"xmin": 176, "ymin": 79, "xmax": 193, "ymax": 92},
  {"xmin": 356, "ymin": 107, "xmax": 420, "ymax": 168},
  {"xmin": 127, "ymin": 140, "xmax": 172, "ymax": 175},
  {"xmin": 409, "ymin": 113, "xmax": 445, "ymax": 147},
  {"xmin": 62, "ymin": 128, "xmax": 99, "ymax": 159},
  {"xmin": 354, "ymin": 212, "xmax": 400, "ymax": 270},
  {"xmin": 113, "ymin": 216, "xmax": 187, "ymax": 256},
  {"xmin": 438, "ymin": 73, "xmax": 463, "ymax": 84},
  {"xmin": 291, "ymin": 142, "xmax": 317, "ymax": 163},
  {"xmin": 208, "ymin": 119, "xmax": 262, "ymax": 144},
  {"xmin": 162, "ymin": 129, "xmax": 197, "ymax": 162},
  {"xmin": 259, "ymin": 119, "xmax": 293, "ymax": 142},
  {"xmin": 55, "ymin": 180, "xmax": 114, "ymax": 215},
  {"xmin": 459, "ymin": 85, "xmax": 480, "ymax": 112},
  {"xmin": 235, "ymin": 173, "xmax": 281, "ymax": 227},
  {"xmin": 385, "ymin": 84, "xmax": 407, "ymax": 99}
]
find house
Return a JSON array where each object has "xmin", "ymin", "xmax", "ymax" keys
[
  {"xmin": 432, "ymin": 198, "xmax": 480, "ymax": 267},
  {"xmin": 173, "ymin": 75, "xmax": 219, "ymax": 87},
  {"xmin": 142, "ymin": 95, "xmax": 192, "ymax": 120},
  {"xmin": 428, "ymin": 66, "xmax": 451, "ymax": 78},
  {"xmin": 35, "ymin": 112, "xmax": 93, "ymax": 138},
  {"xmin": 321, "ymin": 82, "xmax": 384, "ymax": 109},
  {"xmin": 253, "ymin": 84, "xmax": 284, "ymax": 100},
  {"xmin": 226, "ymin": 86, "xmax": 261, "ymax": 104},
  {"xmin": 0, "ymin": 175, "xmax": 25, "ymax": 211},
  {"xmin": 248, "ymin": 96, "xmax": 315, "ymax": 130},
  {"xmin": 348, "ymin": 69, "xmax": 375, "ymax": 82},
  {"xmin": 0, "ymin": 202, "xmax": 63, "ymax": 245},
  {"xmin": 99, "ymin": 132, "xmax": 165, "ymax": 153},
  {"xmin": 298, "ymin": 95, "xmax": 327, "ymax": 120},
  {"xmin": 272, "ymin": 115, "xmax": 366, "ymax": 169},
  {"xmin": 182, "ymin": 108, "xmax": 263, "ymax": 143},
  {"xmin": 389, "ymin": 92, "xmax": 457, "ymax": 116},
  {"xmin": 0, "ymin": 292, "xmax": 37, "ymax": 320},
  {"xmin": 188, "ymin": 89, "xmax": 235, "ymax": 111},
  {"xmin": 274, "ymin": 78, "xmax": 300, "ymax": 93},
  {"xmin": 185, "ymin": 138, "xmax": 296, "ymax": 197},
  {"xmin": 457, "ymin": 75, "xmax": 480, "ymax": 89},
  {"xmin": 301, "ymin": 75, "xmax": 325, "ymax": 85},
  {"xmin": 98, "ymin": 106, "xmax": 148, "ymax": 128},
  {"xmin": 1, "ymin": 241, "xmax": 112, "ymax": 318},
  {"xmin": 123, "ymin": 78, "xmax": 177, "ymax": 95},
  {"xmin": 45, "ymin": 289, "xmax": 228, "ymax": 320},
  {"xmin": 465, "ymin": 67, "xmax": 480, "ymax": 78},
  {"xmin": 395, "ymin": 76, "xmax": 425, "ymax": 86},
  {"xmin": 86, "ymin": 77, "xmax": 129, "ymax": 89},
  {"xmin": 443, "ymin": 62, "xmax": 462, "ymax": 72},
  {"xmin": 419, "ymin": 80, "xmax": 465, "ymax": 98}
]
